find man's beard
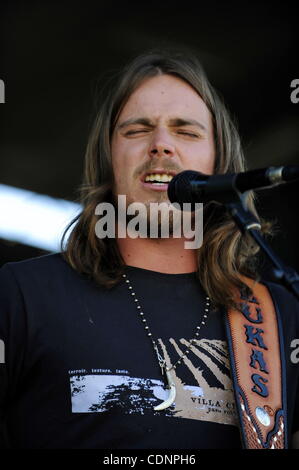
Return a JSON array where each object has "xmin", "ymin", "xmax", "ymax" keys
[
  {"xmin": 110, "ymin": 187, "xmax": 197, "ymax": 239},
  {"xmin": 123, "ymin": 200, "xmax": 196, "ymax": 239}
]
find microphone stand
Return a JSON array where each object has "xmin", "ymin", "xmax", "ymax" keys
[{"xmin": 223, "ymin": 190, "xmax": 299, "ymax": 301}]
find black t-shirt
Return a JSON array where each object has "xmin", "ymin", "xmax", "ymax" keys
[{"xmin": 0, "ymin": 253, "xmax": 298, "ymax": 449}]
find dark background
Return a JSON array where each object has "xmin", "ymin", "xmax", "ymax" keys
[{"xmin": 0, "ymin": 1, "xmax": 298, "ymax": 278}]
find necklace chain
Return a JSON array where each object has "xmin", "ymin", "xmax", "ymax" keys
[{"xmin": 122, "ymin": 273, "xmax": 211, "ymax": 374}]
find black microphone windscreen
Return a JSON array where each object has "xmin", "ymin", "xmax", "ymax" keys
[
  {"xmin": 167, "ymin": 170, "xmax": 199, "ymax": 204},
  {"xmin": 168, "ymin": 170, "xmax": 209, "ymax": 204}
]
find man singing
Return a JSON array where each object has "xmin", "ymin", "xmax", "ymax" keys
[{"xmin": 0, "ymin": 50, "xmax": 298, "ymax": 449}]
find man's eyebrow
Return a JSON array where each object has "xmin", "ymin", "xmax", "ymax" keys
[{"xmin": 168, "ymin": 118, "xmax": 207, "ymax": 131}]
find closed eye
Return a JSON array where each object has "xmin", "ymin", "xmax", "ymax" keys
[
  {"xmin": 177, "ymin": 131, "xmax": 200, "ymax": 138},
  {"xmin": 124, "ymin": 129, "xmax": 200, "ymax": 138},
  {"xmin": 125, "ymin": 129, "xmax": 150, "ymax": 136}
]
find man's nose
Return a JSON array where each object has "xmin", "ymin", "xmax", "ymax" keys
[{"xmin": 148, "ymin": 130, "xmax": 175, "ymax": 158}]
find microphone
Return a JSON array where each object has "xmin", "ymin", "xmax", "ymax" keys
[{"xmin": 167, "ymin": 166, "xmax": 299, "ymax": 205}]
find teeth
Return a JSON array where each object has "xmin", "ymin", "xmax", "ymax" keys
[{"xmin": 145, "ymin": 173, "xmax": 173, "ymax": 182}]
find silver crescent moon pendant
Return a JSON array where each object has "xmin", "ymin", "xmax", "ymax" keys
[{"xmin": 154, "ymin": 369, "xmax": 176, "ymax": 411}]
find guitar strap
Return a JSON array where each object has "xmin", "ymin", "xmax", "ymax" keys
[{"xmin": 226, "ymin": 277, "xmax": 287, "ymax": 448}]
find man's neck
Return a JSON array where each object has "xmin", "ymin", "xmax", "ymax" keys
[{"xmin": 117, "ymin": 236, "xmax": 198, "ymax": 274}]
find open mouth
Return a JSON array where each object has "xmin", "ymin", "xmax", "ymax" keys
[{"xmin": 141, "ymin": 171, "xmax": 176, "ymax": 191}]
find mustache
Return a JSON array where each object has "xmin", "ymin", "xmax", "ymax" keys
[{"xmin": 134, "ymin": 160, "xmax": 183, "ymax": 178}]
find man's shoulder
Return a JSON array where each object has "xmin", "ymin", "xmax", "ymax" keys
[
  {"xmin": 260, "ymin": 278, "xmax": 299, "ymax": 332},
  {"xmin": 2, "ymin": 252, "xmax": 67, "ymax": 272},
  {"xmin": 0, "ymin": 252, "xmax": 79, "ymax": 287},
  {"xmin": 242, "ymin": 275, "xmax": 298, "ymax": 309},
  {"xmin": 261, "ymin": 278, "xmax": 298, "ymax": 306}
]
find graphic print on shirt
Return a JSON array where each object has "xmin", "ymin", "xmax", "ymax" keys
[{"xmin": 69, "ymin": 338, "xmax": 238, "ymax": 427}]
